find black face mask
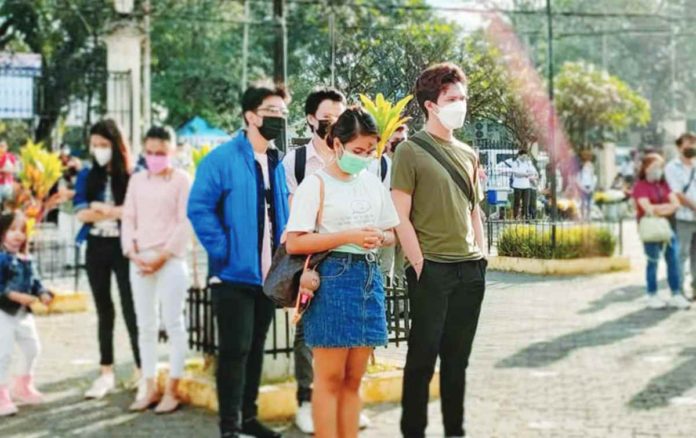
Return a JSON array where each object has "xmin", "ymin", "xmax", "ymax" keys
[
  {"xmin": 315, "ymin": 119, "xmax": 332, "ymax": 140},
  {"xmin": 258, "ymin": 116, "xmax": 285, "ymax": 141},
  {"xmin": 685, "ymin": 148, "xmax": 696, "ymax": 159}
]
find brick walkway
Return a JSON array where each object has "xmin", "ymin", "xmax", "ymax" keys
[{"xmin": 4, "ymin": 222, "xmax": 696, "ymax": 437}]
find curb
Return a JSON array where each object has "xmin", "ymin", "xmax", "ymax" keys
[
  {"xmin": 157, "ymin": 359, "xmax": 439, "ymax": 421},
  {"xmin": 488, "ymin": 255, "xmax": 631, "ymax": 276},
  {"xmin": 31, "ymin": 290, "xmax": 89, "ymax": 315}
]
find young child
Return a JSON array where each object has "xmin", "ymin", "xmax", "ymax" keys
[{"xmin": 0, "ymin": 212, "xmax": 53, "ymax": 416}]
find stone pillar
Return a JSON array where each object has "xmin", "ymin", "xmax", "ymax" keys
[
  {"xmin": 104, "ymin": 22, "xmax": 143, "ymax": 156},
  {"xmin": 661, "ymin": 118, "xmax": 687, "ymax": 162},
  {"xmin": 597, "ymin": 143, "xmax": 616, "ymax": 190}
]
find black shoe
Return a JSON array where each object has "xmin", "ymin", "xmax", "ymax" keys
[{"xmin": 241, "ymin": 418, "xmax": 282, "ymax": 438}]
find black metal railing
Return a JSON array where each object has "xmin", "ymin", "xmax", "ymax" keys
[
  {"xmin": 186, "ymin": 275, "xmax": 412, "ymax": 358},
  {"xmin": 486, "ymin": 219, "xmax": 624, "ymax": 258}
]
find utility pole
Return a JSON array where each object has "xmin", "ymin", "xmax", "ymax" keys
[
  {"xmin": 329, "ymin": 0, "xmax": 336, "ymax": 87},
  {"xmin": 142, "ymin": 0, "xmax": 152, "ymax": 130},
  {"xmin": 273, "ymin": 0, "xmax": 287, "ymax": 152},
  {"xmin": 546, "ymin": 0, "xmax": 557, "ymax": 224},
  {"xmin": 241, "ymin": 0, "xmax": 250, "ymax": 91}
]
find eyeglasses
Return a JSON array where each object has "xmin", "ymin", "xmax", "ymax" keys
[{"xmin": 257, "ymin": 106, "xmax": 289, "ymax": 118}]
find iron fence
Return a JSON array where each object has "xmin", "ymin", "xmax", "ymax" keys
[
  {"xmin": 186, "ymin": 275, "xmax": 411, "ymax": 358},
  {"xmin": 486, "ymin": 219, "xmax": 624, "ymax": 258}
]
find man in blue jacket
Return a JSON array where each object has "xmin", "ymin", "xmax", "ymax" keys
[{"xmin": 188, "ymin": 81, "xmax": 289, "ymax": 438}]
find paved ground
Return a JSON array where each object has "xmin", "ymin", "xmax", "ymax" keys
[{"xmin": 4, "ymin": 222, "xmax": 696, "ymax": 437}]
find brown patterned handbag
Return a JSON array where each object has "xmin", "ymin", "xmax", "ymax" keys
[{"xmin": 263, "ymin": 175, "xmax": 329, "ymax": 308}]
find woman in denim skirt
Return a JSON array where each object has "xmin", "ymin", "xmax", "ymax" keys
[{"xmin": 286, "ymin": 107, "xmax": 400, "ymax": 438}]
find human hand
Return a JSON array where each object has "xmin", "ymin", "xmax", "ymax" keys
[
  {"xmin": 144, "ymin": 252, "xmax": 170, "ymax": 274},
  {"xmin": 131, "ymin": 255, "xmax": 154, "ymax": 275},
  {"xmin": 40, "ymin": 293, "xmax": 53, "ymax": 306},
  {"xmin": 90, "ymin": 202, "xmax": 109, "ymax": 214},
  {"xmin": 352, "ymin": 227, "xmax": 384, "ymax": 250}
]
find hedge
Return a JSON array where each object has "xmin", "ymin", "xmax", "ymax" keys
[{"xmin": 497, "ymin": 224, "xmax": 616, "ymax": 259}]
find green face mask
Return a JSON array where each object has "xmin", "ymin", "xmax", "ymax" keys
[{"xmin": 337, "ymin": 147, "xmax": 373, "ymax": 175}]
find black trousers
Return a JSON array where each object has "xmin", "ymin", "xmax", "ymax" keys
[
  {"xmin": 513, "ymin": 188, "xmax": 532, "ymax": 219},
  {"xmin": 401, "ymin": 259, "xmax": 486, "ymax": 438},
  {"xmin": 293, "ymin": 319, "xmax": 313, "ymax": 403},
  {"xmin": 85, "ymin": 235, "xmax": 141, "ymax": 367},
  {"xmin": 212, "ymin": 283, "xmax": 275, "ymax": 432}
]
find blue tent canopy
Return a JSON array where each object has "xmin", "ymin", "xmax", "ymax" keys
[{"xmin": 176, "ymin": 116, "xmax": 231, "ymax": 147}]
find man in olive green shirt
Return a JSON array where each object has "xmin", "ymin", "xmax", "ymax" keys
[{"xmin": 392, "ymin": 62, "xmax": 486, "ymax": 438}]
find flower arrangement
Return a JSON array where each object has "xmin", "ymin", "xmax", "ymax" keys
[{"xmin": 11, "ymin": 140, "xmax": 66, "ymax": 237}]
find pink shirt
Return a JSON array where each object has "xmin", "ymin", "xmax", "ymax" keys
[
  {"xmin": 255, "ymin": 151, "xmax": 273, "ymax": 280},
  {"xmin": 121, "ymin": 168, "xmax": 192, "ymax": 258}
]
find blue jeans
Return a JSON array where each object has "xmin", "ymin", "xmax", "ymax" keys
[{"xmin": 644, "ymin": 235, "xmax": 681, "ymax": 296}]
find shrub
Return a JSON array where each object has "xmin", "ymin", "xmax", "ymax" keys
[{"xmin": 497, "ymin": 224, "xmax": 617, "ymax": 259}]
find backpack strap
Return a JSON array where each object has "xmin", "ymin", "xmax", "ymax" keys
[
  {"xmin": 294, "ymin": 146, "xmax": 307, "ymax": 186},
  {"xmin": 380, "ymin": 155, "xmax": 388, "ymax": 182}
]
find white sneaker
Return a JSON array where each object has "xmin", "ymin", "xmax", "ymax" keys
[
  {"xmin": 84, "ymin": 374, "xmax": 115, "ymax": 399},
  {"xmin": 669, "ymin": 294, "xmax": 691, "ymax": 310},
  {"xmin": 359, "ymin": 411, "xmax": 371, "ymax": 430},
  {"xmin": 646, "ymin": 296, "xmax": 667, "ymax": 309},
  {"xmin": 134, "ymin": 378, "xmax": 147, "ymax": 401},
  {"xmin": 295, "ymin": 402, "xmax": 314, "ymax": 434}
]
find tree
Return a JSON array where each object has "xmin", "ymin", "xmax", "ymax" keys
[{"xmin": 555, "ymin": 61, "xmax": 650, "ymax": 148}]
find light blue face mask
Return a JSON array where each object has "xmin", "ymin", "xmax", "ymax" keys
[{"xmin": 337, "ymin": 147, "xmax": 373, "ymax": 175}]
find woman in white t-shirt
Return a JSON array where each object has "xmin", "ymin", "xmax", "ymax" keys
[{"xmin": 286, "ymin": 107, "xmax": 400, "ymax": 438}]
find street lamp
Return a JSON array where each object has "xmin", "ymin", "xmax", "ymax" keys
[{"xmin": 113, "ymin": 0, "xmax": 135, "ymax": 15}]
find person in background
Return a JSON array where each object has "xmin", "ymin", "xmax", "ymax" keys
[
  {"xmin": 174, "ymin": 141, "xmax": 193, "ymax": 170},
  {"xmin": 0, "ymin": 139, "xmax": 17, "ymax": 208},
  {"xmin": 282, "ymin": 87, "xmax": 349, "ymax": 435},
  {"xmin": 577, "ymin": 159, "xmax": 598, "ymax": 221},
  {"xmin": 188, "ymin": 81, "xmax": 288, "ymax": 438},
  {"xmin": 665, "ymin": 133, "xmax": 696, "ymax": 298},
  {"xmin": 511, "ymin": 149, "xmax": 538, "ymax": 220},
  {"xmin": 74, "ymin": 120, "xmax": 142, "ymax": 401},
  {"xmin": 0, "ymin": 212, "xmax": 53, "ymax": 417},
  {"xmin": 392, "ymin": 62, "xmax": 487, "ymax": 438},
  {"xmin": 121, "ymin": 127, "xmax": 192, "ymax": 414},
  {"xmin": 369, "ymin": 125, "xmax": 408, "ymax": 280},
  {"xmin": 285, "ymin": 107, "xmax": 399, "ymax": 438},
  {"xmin": 633, "ymin": 153, "xmax": 690, "ymax": 310}
]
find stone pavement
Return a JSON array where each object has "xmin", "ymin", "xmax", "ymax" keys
[{"xmin": 4, "ymin": 222, "xmax": 696, "ymax": 437}]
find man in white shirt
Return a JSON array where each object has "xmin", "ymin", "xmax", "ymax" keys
[
  {"xmin": 281, "ymin": 87, "xmax": 349, "ymax": 434},
  {"xmin": 511, "ymin": 149, "xmax": 538, "ymax": 219},
  {"xmin": 282, "ymin": 88, "xmax": 346, "ymax": 198},
  {"xmin": 666, "ymin": 133, "xmax": 696, "ymax": 296}
]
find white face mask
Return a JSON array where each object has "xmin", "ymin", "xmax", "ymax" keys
[
  {"xmin": 92, "ymin": 148, "xmax": 112, "ymax": 167},
  {"xmin": 435, "ymin": 100, "xmax": 467, "ymax": 130}
]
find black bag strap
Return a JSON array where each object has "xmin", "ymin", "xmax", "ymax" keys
[
  {"xmin": 380, "ymin": 155, "xmax": 388, "ymax": 182},
  {"xmin": 410, "ymin": 136, "xmax": 476, "ymax": 210},
  {"xmin": 684, "ymin": 167, "xmax": 696, "ymax": 194},
  {"xmin": 294, "ymin": 146, "xmax": 307, "ymax": 185}
]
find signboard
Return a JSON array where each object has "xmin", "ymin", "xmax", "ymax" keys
[{"xmin": 0, "ymin": 53, "xmax": 42, "ymax": 119}]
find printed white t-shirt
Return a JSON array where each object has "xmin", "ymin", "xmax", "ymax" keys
[{"xmin": 285, "ymin": 169, "xmax": 400, "ymax": 254}]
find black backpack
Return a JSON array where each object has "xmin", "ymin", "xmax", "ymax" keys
[{"xmin": 294, "ymin": 145, "xmax": 388, "ymax": 183}]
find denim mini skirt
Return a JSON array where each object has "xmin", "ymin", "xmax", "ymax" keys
[{"xmin": 303, "ymin": 252, "xmax": 388, "ymax": 349}]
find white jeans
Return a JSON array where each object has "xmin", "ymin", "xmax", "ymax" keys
[
  {"xmin": 130, "ymin": 251, "xmax": 188, "ymax": 379},
  {"xmin": 0, "ymin": 308, "xmax": 40, "ymax": 385}
]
